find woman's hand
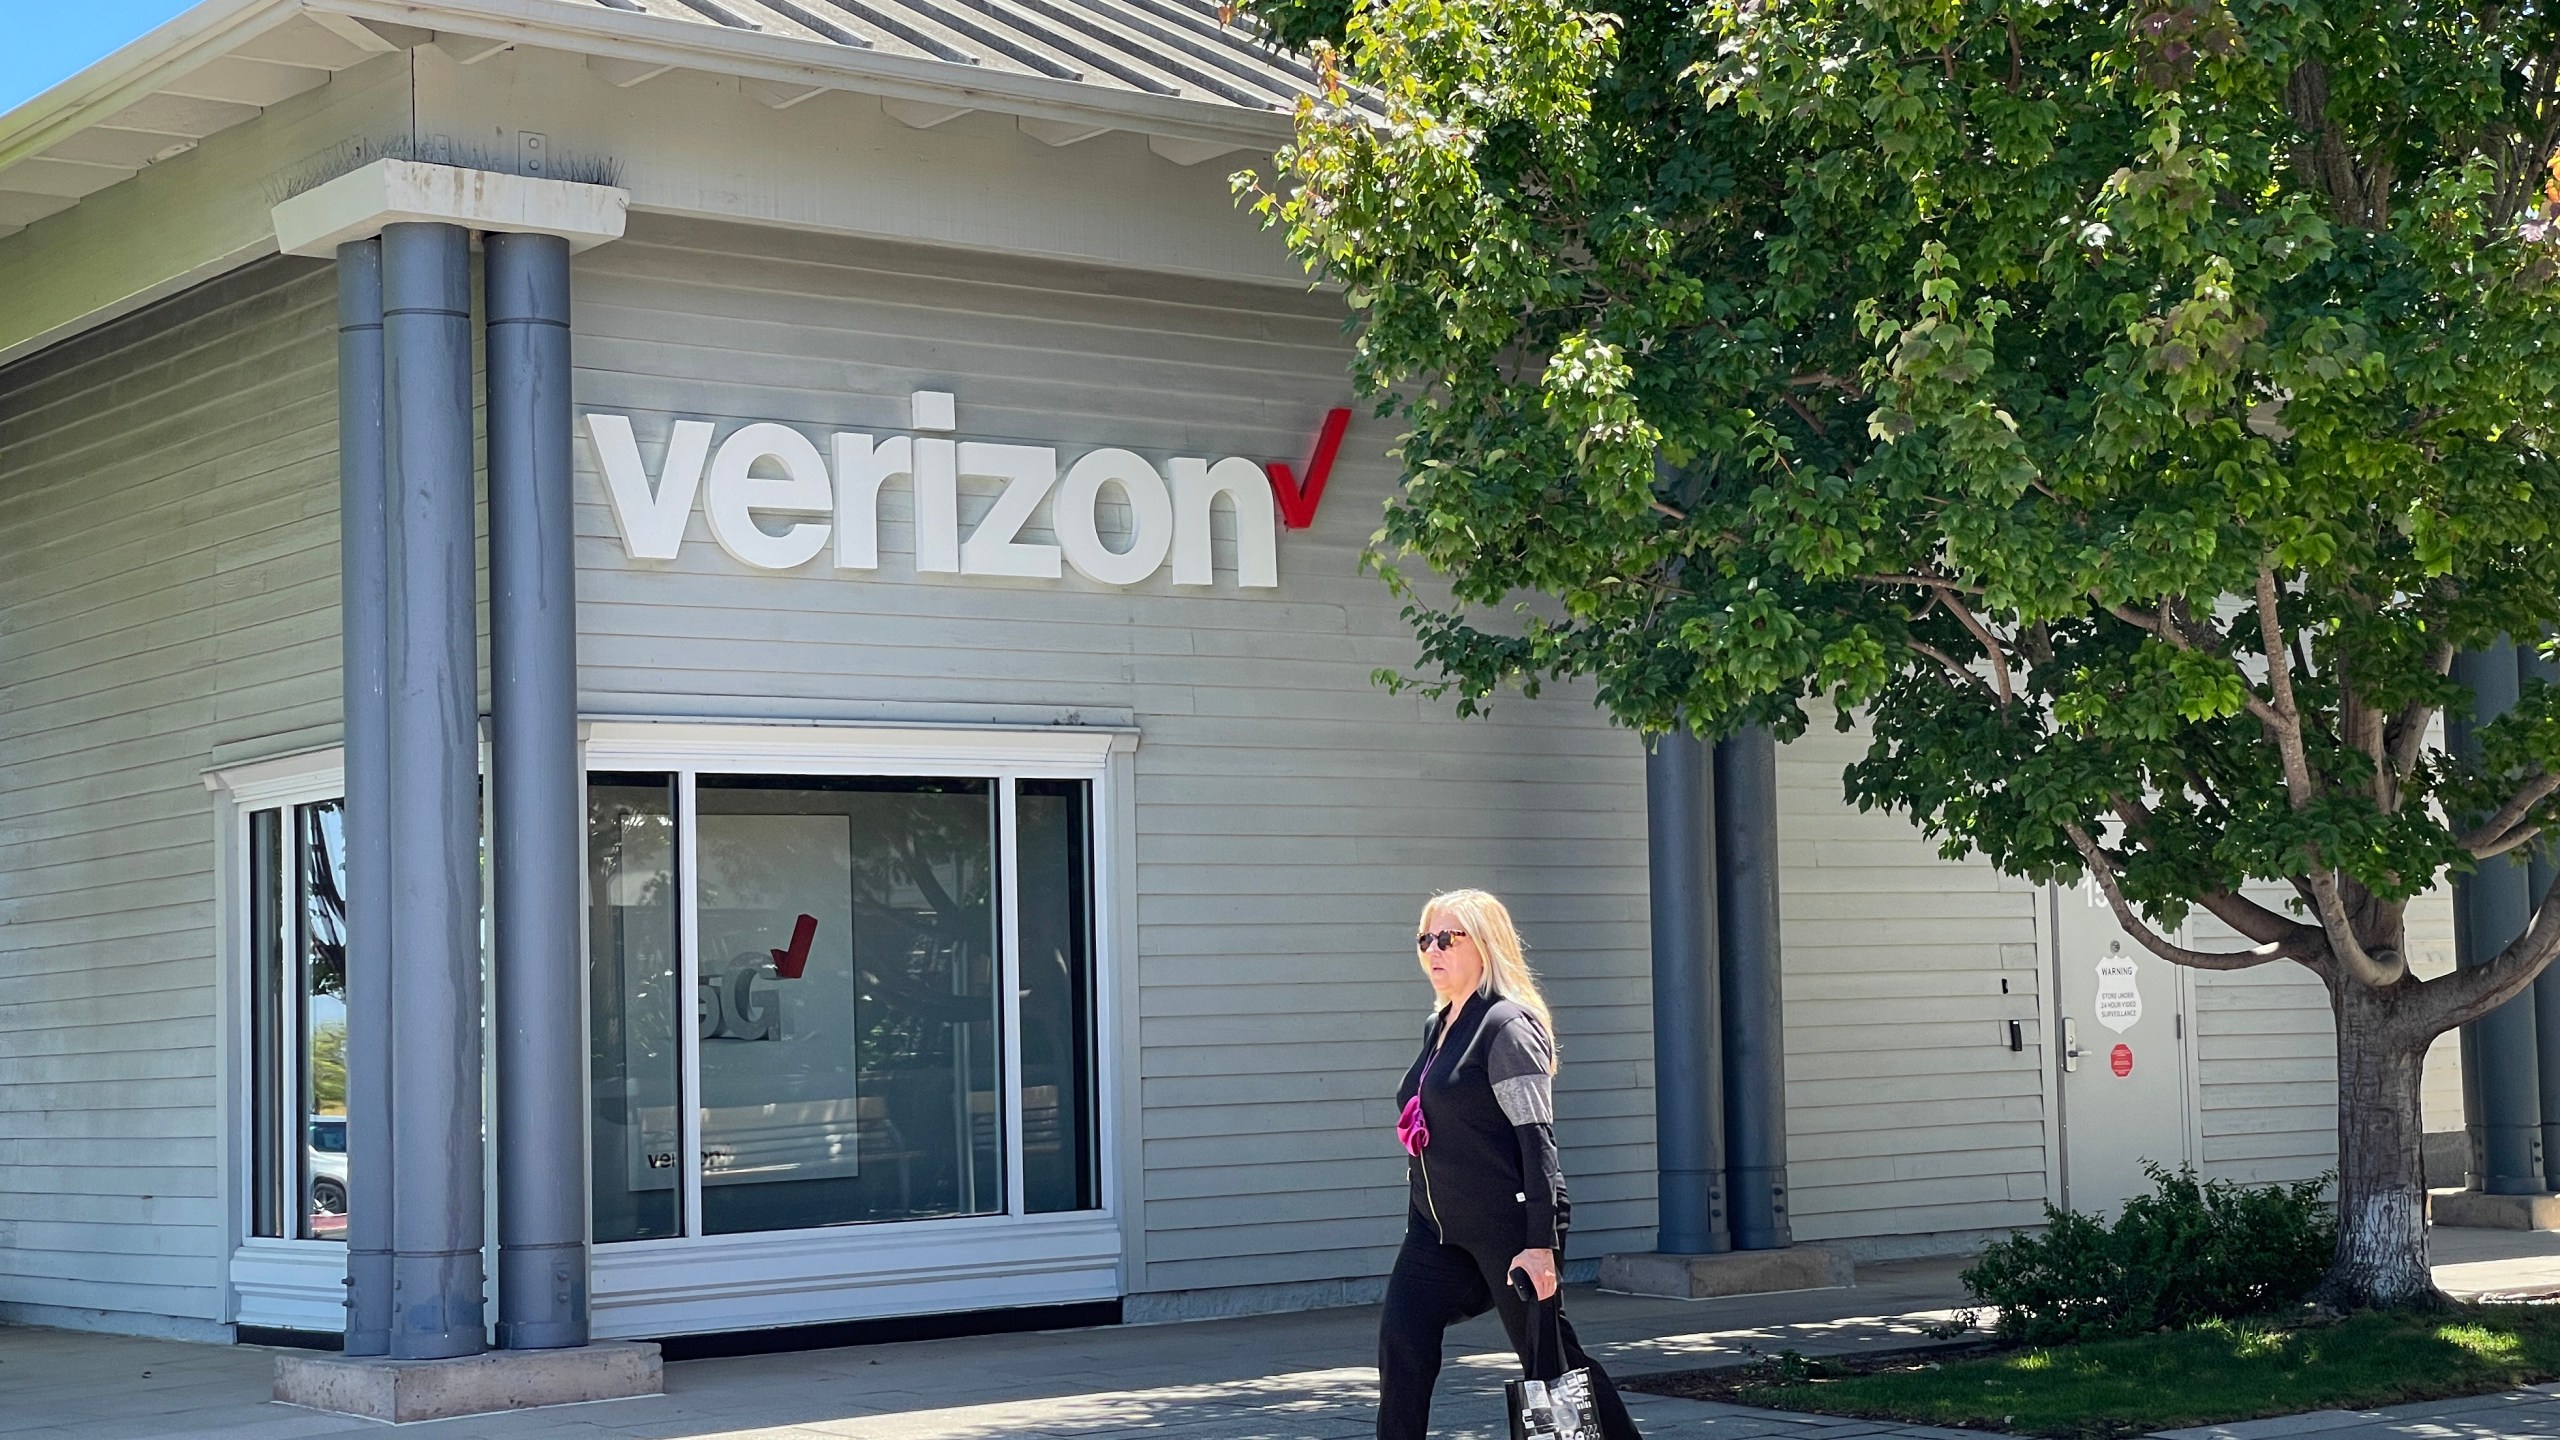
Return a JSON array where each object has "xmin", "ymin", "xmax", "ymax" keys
[{"xmin": 1509, "ymin": 1247, "xmax": 1558, "ymax": 1301}]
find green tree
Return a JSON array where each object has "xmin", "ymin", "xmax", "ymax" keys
[
  {"xmin": 310, "ymin": 1022, "xmax": 346, "ymax": 1115},
  {"xmin": 1242, "ymin": 0, "xmax": 2560, "ymax": 1307}
]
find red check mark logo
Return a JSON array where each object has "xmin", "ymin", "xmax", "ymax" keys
[
  {"xmin": 770, "ymin": 913, "xmax": 818, "ymax": 980},
  {"xmin": 1267, "ymin": 407, "xmax": 1351, "ymax": 530}
]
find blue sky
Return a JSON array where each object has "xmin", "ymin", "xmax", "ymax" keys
[{"xmin": 0, "ymin": 2, "xmax": 201, "ymax": 116}]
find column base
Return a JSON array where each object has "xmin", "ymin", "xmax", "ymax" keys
[
  {"xmin": 2429, "ymin": 1187, "xmax": 2560, "ymax": 1231},
  {"xmin": 1597, "ymin": 1244, "xmax": 1854, "ymax": 1299},
  {"xmin": 273, "ymin": 1340, "xmax": 662, "ymax": 1422}
]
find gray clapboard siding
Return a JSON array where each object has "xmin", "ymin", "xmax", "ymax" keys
[
  {"xmin": 2191, "ymin": 949, "xmax": 2339, "ymax": 1182},
  {"xmin": 2181, "ymin": 888, "xmax": 2309, "ymax": 1184},
  {"xmin": 2407, "ymin": 883, "xmax": 2465, "ymax": 1138},
  {"xmin": 0, "ymin": 254, "xmax": 336, "ymax": 1335},
  {"xmin": 1776, "ymin": 715, "xmax": 2054, "ymax": 1243},
  {"xmin": 571, "ymin": 214, "xmax": 1661, "ymax": 1294},
  {"xmin": 2186, "ymin": 858, "xmax": 2465, "ymax": 1183}
]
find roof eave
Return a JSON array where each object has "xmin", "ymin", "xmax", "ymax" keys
[
  {"xmin": 320, "ymin": 0, "xmax": 1298, "ymax": 147},
  {"xmin": 0, "ymin": 0, "xmax": 308, "ymax": 174}
]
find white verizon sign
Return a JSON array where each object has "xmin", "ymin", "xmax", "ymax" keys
[{"xmin": 585, "ymin": 390, "xmax": 1298, "ymax": 589}]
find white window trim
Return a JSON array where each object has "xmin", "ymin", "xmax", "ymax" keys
[
  {"xmin": 583, "ymin": 718, "xmax": 1133, "ymax": 773},
  {"xmin": 205, "ymin": 748, "xmax": 349, "ymax": 1333},
  {"xmin": 582, "ymin": 719, "xmax": 1134, "ymax": 1338},
  {"xmin": 205, "ymin": 747, "xmax": 345, "ymax": 808}
]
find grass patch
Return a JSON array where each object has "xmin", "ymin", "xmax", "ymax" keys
[{"xmin": 1632, "ymin": 1306, "xmax": 2560, "ymax": 1439}]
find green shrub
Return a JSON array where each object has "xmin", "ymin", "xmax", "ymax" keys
[{"xmin": 1961, "ymin": 1164, "xmax": 2334, "ymax": 1343}]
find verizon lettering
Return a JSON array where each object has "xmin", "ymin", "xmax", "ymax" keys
[{"xmin": 586, "ymin": 391, "xmax": 1349, "ymax": 590}]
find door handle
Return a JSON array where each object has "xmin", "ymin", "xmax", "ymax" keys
[{"xmin": 2063, "ymin": 1017, "xmax": 2081, "ymax": 1073}]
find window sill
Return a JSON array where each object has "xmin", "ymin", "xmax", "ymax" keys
[{"xmin": 592, "ymin": 1207, "xmax": 1122, "ymax": 1337}]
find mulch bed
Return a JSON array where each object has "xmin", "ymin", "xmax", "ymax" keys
[{"xmin": 1624, "ymin": 1338, "xmax": 2019, "ymax": 1404}]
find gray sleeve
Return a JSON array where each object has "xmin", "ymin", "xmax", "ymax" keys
[
  {"xmin": 1488, "ymin": 1013, "xmax": 1565, "ymax": 1247},
  {"xmin": 1487, "ymin": 1015, "xmax": 1555, "ymax": 1127}
]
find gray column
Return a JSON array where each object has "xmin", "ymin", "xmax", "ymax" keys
[
  {"xmin": 2535, "ymin": 829, "xmax": 2560, "ymax": 1191},
  {"xmin": 381, "ymin": 221, "xmax": 487, "ymax": 1359},
  {"xmin": 2453, "ymin": 642, "xmax": 2544, "ymax": 1194},
  {"xmin": 336, "ymin": 238, "xmax": 395, "ymax": 1358},
  {"xmin": 1647, "ymin": 730, "xmax": 1730, "ymax": 1255},
  {"xmin": 1716, "ymin": 726, "xmax": 1792, "ymax": 1249},
  {"xmin": 486, "ymin": 232, "xmax": 589, "ymax": 1350},
  {"xmin": 2522, "ymin": 641, "xmax": 2560, "ymax": 1192}
]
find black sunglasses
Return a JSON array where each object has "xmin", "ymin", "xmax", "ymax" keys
[{"xmin": 1416, "ymin": 929, "xmax": 1470, "ymax": 952}]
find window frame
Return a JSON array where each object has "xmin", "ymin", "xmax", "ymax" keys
[
  {"xmin": 207, "ymin": 747, "xmax": 351, "ymax": 1331},
  {"xmin": 580, "ymin": 720, "xmax": 1132, "ymax": 1336},
  {"xmin": 207, "ymin": 722, "xmax": 1131, "ymax": 1339}
]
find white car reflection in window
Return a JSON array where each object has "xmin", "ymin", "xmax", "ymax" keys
[{"xmin": 307, "ymin": 1116, "xmax": 348, "ymax": 1236}]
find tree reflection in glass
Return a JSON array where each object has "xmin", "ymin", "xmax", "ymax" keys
[
  {"xmin": 588, "ymin": 775, "xmax": 683, "ymax": 1241},
  {"xmin": 695, "ymin": 776, "xmax": 1001, "ymax": 1234},
  {"xmin": 296, "ymin": 800, "xmax": 349, "ymax": 1240}
]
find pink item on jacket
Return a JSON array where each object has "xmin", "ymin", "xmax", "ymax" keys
[{"xmin": 1397, "ymin": 1094, "xmax": 1430, "ymax": 1155}]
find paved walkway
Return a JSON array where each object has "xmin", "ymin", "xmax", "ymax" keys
[
  {"xmin": 2152, "ymin": 1385, "xmax": 2560, "ymax": 1440},
  {"xmin": 7, "ymin": 1229, "xmax": 2560, "ymax": 1440}
]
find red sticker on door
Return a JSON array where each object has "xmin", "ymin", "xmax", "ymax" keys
[{"xmin": 2110, "ymin": 1043, "xmax": 2134, "ymax": 1078}]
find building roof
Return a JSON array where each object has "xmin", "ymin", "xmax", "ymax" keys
[
  {"xmin": 0, "ymin": 0, "xmax": 1322, "ymax": 242},
  {"xmin": 565, "ymin": 0, "xmax": 1326, "ymax": 112}
]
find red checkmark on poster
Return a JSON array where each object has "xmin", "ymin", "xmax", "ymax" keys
[
  {"xmin": 1266, "ymin": 407, "xmax": 1351, "ymax": 530},
  {"xmin": 770, "ymin": 913, "xmax": 818, "ymax": 980}
]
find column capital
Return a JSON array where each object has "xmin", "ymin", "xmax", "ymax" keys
[{"xmin": 274, "ymin": 159, "xmax": 625, "ymax": 259}]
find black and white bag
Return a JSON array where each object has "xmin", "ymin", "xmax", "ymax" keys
[{"xmin": 1504, "ymin": 1288, "xmax": 1600, "ymax": 1440}]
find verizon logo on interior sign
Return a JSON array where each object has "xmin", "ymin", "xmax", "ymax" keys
[{"xmin": 584, "ymin": 391, "xmax": 1350, "ymax": 590}]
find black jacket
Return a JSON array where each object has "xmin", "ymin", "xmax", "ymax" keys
[{"xmin": 1396, "ymin": 991, "xmax": 1569, "ymax": 1251}]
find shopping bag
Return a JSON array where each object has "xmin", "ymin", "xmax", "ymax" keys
[
  {"xmin": 1504, "ymin": 1270, "xmax": 1601, "ymax": 1440},
  {"xmin": 1505, "ymin": 1369, "xmax": 1599, "ymax": 1440}
]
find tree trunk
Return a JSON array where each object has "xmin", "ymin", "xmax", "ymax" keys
[{"xmin": 2310, "ymin": 976, "xmax": 2446, "ymax": 1309}]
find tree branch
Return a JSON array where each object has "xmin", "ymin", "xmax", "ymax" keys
[
  {"xmin": 2022, "ymin": 620, "xmax": 2056, "ymax": 668},
  {"xmin": 1940, "ymin": 590, "xmax": 2014, "ymax": 709},
  {"xmin": 2383, "ymin": 640, "xmax": 2456, "ymax": 798},
  {"xmin": 2243, "ymin": 565, "xmax": 2407, "ymax": 983},
  {"xmin": 2109, "ymin": 795, "xmax": 2316, "ymax": 946},
  {"xmin": 1780, "ymin": 391, "xmax": 1829, "ymax": 438},
  {"xmin": 2305, "ymin": 867, "xmax": 2411, "ymax": 986},
  {"xmin": 1862, "ymin": 573, "xmax": 1985, "ymax": 596},
  {"xmin": 2460, "ymin": 773, "xmax": 2560, "ymax": 857},
  {"xmin": 1789, "ymin": 370, "xmax": 1869, "ymax": 399},
  {"xmin": 2102, "ymin": 595, "xmax": 2291, "ymax": 729},
  {"xmin": 2288, "ymin": 60, "xmax": 2393, "ymax": 229},
  {"xmin": 1908, "ymin": 639, "xmax": 1993, "ymax": 696},
  {"xmin": 2255, "ymin": 565, "xmax": 2323, "ymax": 804},
  {"xmin": 2061, "ymin": 822, "xmax": 2317, "ymax": 971},
  {"xmin": 2416, "ymin": 865, "xmax": 2560, "ymax": 1034},
  {"xmin": 2104, "ymin": 599, "xmax": 2190, "ymax": 646},
  {"xmin": 2338, "ymin": 649, "xmax": 2393, "ymax": 812},
  {"xmin": 2479, "ymin": 825, "xmax": 2546, "ymax": 861}
]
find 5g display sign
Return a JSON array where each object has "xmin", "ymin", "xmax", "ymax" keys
[{"xmin": 586, "ymin": 391, "xmax": 1348, "ymax": 588}]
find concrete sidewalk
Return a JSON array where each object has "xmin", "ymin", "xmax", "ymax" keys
[
  {"xmin": 0, "ymin": 1255, "xmax": 1981, "ymax": 1440},
  {"xmin": 8, "ymin": 1229, "xmax": 2560, "ymax": 1440},
  {"xmin": 2150, "ymin": 1385, "xmax": 2560, "ymax": 1440}
]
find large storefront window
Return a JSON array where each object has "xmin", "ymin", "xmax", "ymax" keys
[
  {"xmin": 247, "ymin": 797, "xmax": 351, "ymax": 1241},
  {"xmin": 588, "ymin": 768, "xmax": 1101, "ymax": 1242}
]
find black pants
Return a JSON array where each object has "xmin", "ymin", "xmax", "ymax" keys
[{"xmin": 1375, "ymin": 1221, "xmax": 1640, "ymax": 1439}]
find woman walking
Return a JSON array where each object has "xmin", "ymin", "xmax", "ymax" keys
[{"xmin": 1379, "ymin": 888, "xmax": 1641, "ymax": 1440}]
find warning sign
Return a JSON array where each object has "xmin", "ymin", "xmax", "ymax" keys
[
  {"xmin": 2110, "ymin": 1043, "xmax": 2134, "ymax": 1078},
  {"xmin": 2094, "ymin": 944, "xmax": 2142, "ymax": 1033}
]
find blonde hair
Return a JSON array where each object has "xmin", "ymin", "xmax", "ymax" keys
[{"xmin": 1420, "ymin": 888, "xmax": 1559, "ymax": 1073}]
